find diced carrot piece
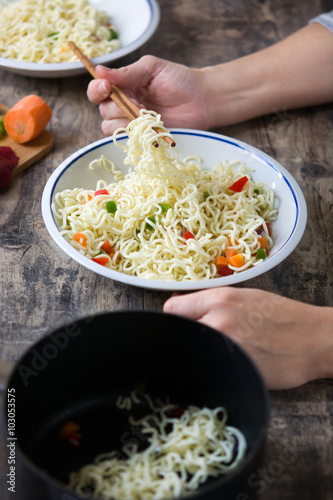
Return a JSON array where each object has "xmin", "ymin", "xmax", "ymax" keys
[
  {"xmin": 101, "ymin": 240, "xmax": 113, "ymax": 254},
  {"xmin": 225, "ymin": 248, "xmax": 237, "ymax": 260},
  {"xmin": 216, "ymin": 256, "xmax": 228, "ymax": 267},
  {"xmin": 59, "ymin": 421, "xmax": 80, "ymax": 439},
  {"xmin": 228, "ymin": 253, "xmax": 245, "ymax": 268},
  {"xmin": 83, "ymin": 194, "xmax": 92, "ymax": 203},
  {"xmin": 4, "ymin": 95, "xmax": 52, "ymax": 144},
  {"xmin": 216, "ymin": 256, "xmax": 233, "ymax": 276},
  {"xmin": 228, "ymin": 237, "xmax": 238, "ymax": 246},
  {"xmin": 258, "ymin": 237, "xmax": 267, "ymax": 249},
  {"xmin": 73, "ymin": 232, "xmax": 87, "ymax": 248}
]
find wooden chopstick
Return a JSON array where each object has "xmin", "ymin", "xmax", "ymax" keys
[{"xmin": 68, "ymin": 41, "xmax": 175, "ymax": 148}]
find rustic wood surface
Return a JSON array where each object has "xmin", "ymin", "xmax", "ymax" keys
[{"xmin": 0, "ymin": 0, "xmax": 332, "ymax": 499}]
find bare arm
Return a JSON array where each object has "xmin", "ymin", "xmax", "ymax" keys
[
  {"xmin": 163, "ymin": 288, "xmax": 333, "ymax": 390},
  {"xmin": 87, "ymin": 23, "xmax": 333, "ymax": 134},
  {"xmin": 203, "ymin": 23, "xmax": 333, "ymax": 128}
]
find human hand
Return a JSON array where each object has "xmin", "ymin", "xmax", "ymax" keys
[
  {"xmin": 163, "ymin": 287, "xmax": 333, "ymax": 390},
  {"xmin": 87, "ymin": 55, "xmax": 210, "ymax": 136}
]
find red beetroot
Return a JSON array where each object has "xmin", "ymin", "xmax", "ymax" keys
[{"xmin": 0, "ymin": 146, "xmax": 19, "ymax": 189}]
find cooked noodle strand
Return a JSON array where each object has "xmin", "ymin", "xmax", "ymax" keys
[
  {"xmin": 52, "ymin": 110, "xmax": 277, "ymax": 282},
  {"xmin": 69, "ymin": 396, "xmax": 247, "ymax": 499}
]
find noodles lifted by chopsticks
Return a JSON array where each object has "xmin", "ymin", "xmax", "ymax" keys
[
  {"xmin": 0, "ymin": 0, "xmax": 119, "ymax": 63},
  {"xmin": 52, "ymin": 110, "xmax": 277, "ymax": 282},
  {"xmin": 69, "ymin": 393, "xmax": 247, "ymax": 499}
]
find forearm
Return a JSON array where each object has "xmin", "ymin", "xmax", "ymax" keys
[
  {"xmin": 201, "ymin": 23, "xmax": 333, "ymax": 128},
  {"xmin": 310, "ymin": 306, "xmax": 333, "ymax": 381}
]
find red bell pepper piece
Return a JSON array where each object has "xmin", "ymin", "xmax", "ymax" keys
[
  {"xmin": 228, "ymin": 176, "xmax": 248, "ymax": 192},
  {"xmin": 217, "ymin": 264, "xmax": 233, "ymax": 276},
  {"xmin": 215, "ymin": 256, "xmax": 233, "ymax": 276},
  {"xmin": 259, "ymin": 222, "xmax": 272, "ymax": 237},
  {"xmin": 101, "ymin": 240, "xmax": 114, "ymax": 255},
  {"xmin": 183, "ymin": 231, "xmax": 195, "ymax": 240},
  {"xmin": 94, "ymin": 189, "xmax": 109, "ymax": 196},
  {"xmin": 92, "ymin": 256, "xmax": 109, "ymax": 266},
  {"xmin": 172, "ymin": 406, "xmax": 185, "ymax": 418}
]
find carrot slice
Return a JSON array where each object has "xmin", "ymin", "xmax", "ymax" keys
[
  {"xmin": 258, "ymin": 237, "xmax": 267, "ymax": 249},
  {"xmin": 216, "ymin": 256, "xmax": 228, "ymax": 267},
  {"xmin": 4, "ymin": 95, "xmax": 52, "ymax": 144},
  {"xmin": 216, "ymin": 256, "xmax": 233, "ymax": 276},
  {"xmin": 59, "ymin": 421, "xmax": 80, "ymax": 439},
  {"xmin": 225, "ymin": 248, "xmax": 237, "ymax": 260},
  {"xmin": 228, "ymin": 253, "xmax": 245, "ymax": 268},
  {"xmin": 228, "ymin": 237, "xmax": 238, "ymax": 246},
  {"xmin": 82, "ymin": 194, "xmax": 93, "ymax": 204},
  {"xmin": 73, "ymin": 232, "xmax": 87, "ymax": 248}
]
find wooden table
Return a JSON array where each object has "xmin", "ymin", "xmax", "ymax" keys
[{"xmin": 0, "ymin": 1, "xmax": 332, "ymax": 498}]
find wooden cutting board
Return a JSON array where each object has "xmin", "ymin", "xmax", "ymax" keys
[{"xmin": 0, "ymin": 101, "xmax": 54, "ymax": 176}]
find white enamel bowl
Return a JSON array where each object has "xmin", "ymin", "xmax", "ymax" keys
[
  {"xmin": 42, "ymin": 129, "xmax": 307, "ymax": 291},
  {"xmin": 0, "ymin": 0, "xmax": 160, "ymax": 78}
]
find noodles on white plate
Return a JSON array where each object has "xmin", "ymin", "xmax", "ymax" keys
[
  {"xmin": 52, "ymin": 110, "xmax": 278, "ymax": 282},
  {"xmin": 0, "ymin": 0, "xmax": 119, "ymax": 63},
  {"xmin": 69, "ymin": 394, "xmax": 247, "ymax": 499}
]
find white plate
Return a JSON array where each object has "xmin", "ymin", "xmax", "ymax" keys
[
  {"xmin": 42, "ymin": 130, "xmax": 307, "ymax": 291},
  {"xmin": 0, "ymin": 0, "xmax": 160, "ymax": 78}
]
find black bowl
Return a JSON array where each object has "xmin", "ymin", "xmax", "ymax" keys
[{"xmin": 7, "ymin": 311, "xmax": 269, "ymax": 500}]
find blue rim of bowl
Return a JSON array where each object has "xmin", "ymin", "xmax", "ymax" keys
[
  {"xmin": 42, "ymin": 129, "xmax": 307, "ymax": 291},
  {"xmin": 0, "ymin": 0, "xmax": 160, "ymax": 74}
]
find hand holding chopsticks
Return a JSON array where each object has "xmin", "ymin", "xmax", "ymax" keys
[{"xmin": 68, "ymin": 41, "xmax": 175, "ymax": 148}]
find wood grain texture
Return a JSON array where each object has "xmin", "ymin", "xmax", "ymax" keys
[{"xmin": 0, "ymin": 1, "xmax": 332, "ymax": 499}]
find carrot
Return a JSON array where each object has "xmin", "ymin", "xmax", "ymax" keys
[
  {"xmin": 73, "ymin": 232, "xmax": 87, "ymax": 247},
  {"xmin": 228, "ymin": 253, "xmax": 245, "ymax": 268},
  {"xmin": 216, "ymin": 256, "xmax": 228, "ymax": 267},
  {"xmin": 4, "ymin": 95, "xmax": 52, "ymax": 144},
  {"xmin": 258, "ymin": 237, "xmax": 267, "ymax": 249},
  {"xmin": 228, "ymin": 236, "xmax": 238, "ymax": 246},
  {"xmin": 225, "ymin": 248, "xmax": 237, "ymax": 260},
  {"xmin": 215, "ymin": 256, "xmax": 233, "ymax": 276},
  {"xmin": 59, "ymin": 421, "xmax": 80, "ymax": 439},
  {"xmin": 82, "ymin": 194, "xmax": 92, "ymax": 204}
]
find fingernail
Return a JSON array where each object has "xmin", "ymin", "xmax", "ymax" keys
[{"xmin": 98, "ymin": 81, "xmax": 109, "ymax": 95}]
